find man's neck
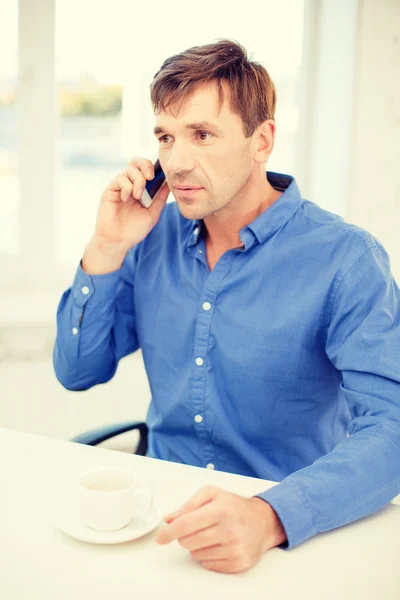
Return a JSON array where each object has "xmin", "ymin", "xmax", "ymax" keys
[{"xmin": 204, "ymin": 179, "xmax": 282, "ymax": 253}]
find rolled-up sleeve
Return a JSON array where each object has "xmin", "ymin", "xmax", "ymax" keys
[{"xmin": 256, "ymin": 243, "xmax": 400, "ymax": 549}]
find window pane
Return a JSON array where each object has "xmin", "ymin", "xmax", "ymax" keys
[
  {"xmin": 0, "ymin": 1, "xmax": 19, "ymax": 255},
  {"xmin": 55, "ymin": 0, "xmax": 304, "ymax": 266}
]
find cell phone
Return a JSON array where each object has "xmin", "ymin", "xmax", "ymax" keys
[{"xmin": 139, "ymin": 159, "xmax": 165, "ymax": 208}]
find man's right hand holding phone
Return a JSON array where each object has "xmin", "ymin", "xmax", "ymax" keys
[{"xmin": 82, "ymin": 157, "xmax": 169, "ymax": 275}]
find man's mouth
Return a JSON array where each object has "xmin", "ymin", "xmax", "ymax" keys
[
  {"xmin": 174, "ymin": 186, "xmax": 204, "ymax": 198},
  {"xmin": 175, "ymin": 186, "xmax": 202, "ymax": 190}
]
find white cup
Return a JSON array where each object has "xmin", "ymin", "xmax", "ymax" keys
[{"xmin": 77, "ymin": 466, "xmax": 153, "ymax": 532}]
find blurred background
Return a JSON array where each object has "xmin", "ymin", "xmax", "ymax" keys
[{"xmin": 0, "ymin": 0, "xmax": 399, "ymax": 452}]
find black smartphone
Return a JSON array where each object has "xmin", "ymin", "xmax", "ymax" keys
[{"xmin": 139, "ymin": 159, "xmax": 165, "ymax": 208}]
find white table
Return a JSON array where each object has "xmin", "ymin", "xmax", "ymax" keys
[{"xmin": 1, "ymin": 428, "xmax": 400, "ymax": 599}]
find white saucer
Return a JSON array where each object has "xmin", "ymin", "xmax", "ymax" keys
[{"xmin": 55, "ymin": 506, "xmax": 163, "ymax": 544}]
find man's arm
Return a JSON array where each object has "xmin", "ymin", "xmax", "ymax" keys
[
  {"xmin": 53, "ymin": 156, "xmax": 170, "ymax": 391},
  {"xmin": 53, "ymin": 245, "xmax": 139, "ymax": 391},
  {"xmin": 154, "ymin": 242, "xmax": 400, "ymax": 573},
  {"xmin": 257, "ymin": 243, "xmax": 400, "ymax": 548}
]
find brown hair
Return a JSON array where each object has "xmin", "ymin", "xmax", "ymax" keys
[{"xmin": 150, "ymin": 39, "xmax": 276, "ymax": 138}]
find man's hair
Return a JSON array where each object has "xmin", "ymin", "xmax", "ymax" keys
[{"xmin": 150, "ymin": 39, "xmax": 276, "ymax": 138}]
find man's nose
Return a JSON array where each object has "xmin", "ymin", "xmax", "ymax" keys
[{"xmin": 166, "ymin": 144, "xmax": 195, "ymax": 175}]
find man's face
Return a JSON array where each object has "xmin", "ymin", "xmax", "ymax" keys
[{"xmin": 154, "ymin": 81, "xmax": 257, "ymax": 221}]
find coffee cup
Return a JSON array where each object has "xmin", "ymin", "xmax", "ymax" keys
[{"xmin": 77, "ymin": 466, "xmax": 153, "ymax": 532}]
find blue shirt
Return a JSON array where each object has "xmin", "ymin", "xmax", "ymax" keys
[{"xmin": 54, "ymin": 172, "xmax": 400, "ymax": 549}]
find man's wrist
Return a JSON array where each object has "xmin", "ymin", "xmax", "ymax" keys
[
  {"xmin": 82, "ymin": 237, "xmax": 130, "ymax": 275},
  {"xmin": 249, "ymin": 496, "xmax": 287, "ymax": 550}
]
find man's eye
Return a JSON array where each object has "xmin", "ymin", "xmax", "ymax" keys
[
  {"xmin": 197, "ymin": 131, "xmax": 213, "ymax": 141},
  {"xmin": 159, "ymin": 135, "xmax": 172, "ymax": 144}
]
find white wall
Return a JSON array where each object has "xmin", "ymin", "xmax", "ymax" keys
[
  {"xmin": 296, "ymin": 0, "xmax": 358, "ymax": 218},
  {"xmin": 347, "ymin": 0, "xmax": 400, "ymax": 280},
  {"xmin": 296, "ymin": 0, "xmax": 400, "ymax": 282},
  {"xmin": 1, "ymin": 352, "xmax": 151, "ymax": 450}
]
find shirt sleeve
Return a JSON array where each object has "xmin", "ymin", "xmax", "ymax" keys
[
  {"xmin": 255, "ymin": 243, "xmax": 400, "ymax": 549},
  {"xmin": 53, "ymin": 247, "xmax": 139, "ymax": 390}
]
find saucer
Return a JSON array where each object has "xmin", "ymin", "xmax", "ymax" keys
[{"xmin": 55, "ymin": 506, "xmax": 163, "ymax": 544}]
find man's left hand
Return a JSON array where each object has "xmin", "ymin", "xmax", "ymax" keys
[{"xmin": 155, "ymin": 485, "xmax": 287, "ymax": 574}]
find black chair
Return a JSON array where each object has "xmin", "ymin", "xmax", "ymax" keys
[{"xmin": 71, "ymin": 421, "xmax": 148, "ymax": 456}]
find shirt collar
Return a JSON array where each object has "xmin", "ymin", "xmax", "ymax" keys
[
  {"xmin": 243, "ymin": 172, "xmax": 303, "ymax": 246},
  {"xmin": 186, "ymin": 171, "xmax": 303, "ymax": 249}
]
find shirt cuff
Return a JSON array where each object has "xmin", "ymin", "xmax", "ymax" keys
[
  {"xmin": 255, "ymin": 479, "xmax": 317, "ymax": 549},
  {"xmin": 71, "ymin": 261, "xmax": 122, "ymax": 308}
]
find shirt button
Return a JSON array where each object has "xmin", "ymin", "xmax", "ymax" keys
[
  {"xmin": 194, "ymin": 227, "xmax": 199, "ymax": 236},
  {"xmin": 202, "ymin": 302, "xmax": 211, "ymax": 311},
  {"xmin": 198, "ymin": 249, "xmax": 203, "ymax": 254},
  {"xmin": 206, "ymin": 463, "xmax": 215, "ymax": 470},
  {"xmin": 195, "ymin": 357, "xmax": 204, "ymax": 366},
  {"xmin": 72, "ymin": 327, "xmax": 79, "ymax": 335},
  {"xmin": 194, "ymin": 414, "xmax": 203, "ymax": 423},
  {"xmin": 81, "ymin": 286, "xmax": 90, "ymax": 295}
]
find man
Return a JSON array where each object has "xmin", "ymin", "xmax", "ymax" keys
[{"xmin": 54, "ymin": 39, "xmax": 400, "ymax": 573}]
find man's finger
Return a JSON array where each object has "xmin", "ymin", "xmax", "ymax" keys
[
  {"xmin": 190, "ymin": 543, "xmax": 228, "ymax": 561},
  {"xmin": 108, "ymin": 174, "xmax": 132, "ymax": 194},
  {"xmin": 179, "ymin": 525, "xmax": 221, "ymax": 551},
  {"xmin": 163, "ymin": 514, "xmax": 175, "ymax": 524},
  {"xmin": 156, "ymin": 499, "xmax": 220, "ymax": 545},
  {"xmin": 163, "ymin": 485, "xmax": 220, "ymax": 522},
  {"xmin": 126, "ymin": 165, "xmax": 147, "ymax": 199},
  {"xmin": 129, "ymin": 156, "xmax": 154, "ymax": 179}
]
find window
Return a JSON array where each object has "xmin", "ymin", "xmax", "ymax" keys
[
  {"xmin": 55, "ymin": 0, "xmax": 304, "ymax": 266},
  {"xmin": 1, "ymin": 0, "xmax": 305, "ymax": 283}
]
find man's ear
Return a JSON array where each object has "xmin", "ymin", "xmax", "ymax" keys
[{"xmin": 253, "ymin": 120, "xmax": 275, "ymax": 164}]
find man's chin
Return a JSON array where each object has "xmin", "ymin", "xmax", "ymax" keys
[{"xmin": 174, "ymin": 199, "xmax": 209, "ymax": 221}]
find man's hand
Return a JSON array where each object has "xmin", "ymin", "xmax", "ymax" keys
[
  {"xmin": 155, "ymin": 485, "xmax": 287, "ymax": 574},
  {"xmin": 82, "ymin": 157, "xmax": 170, "ymax": 275}
]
